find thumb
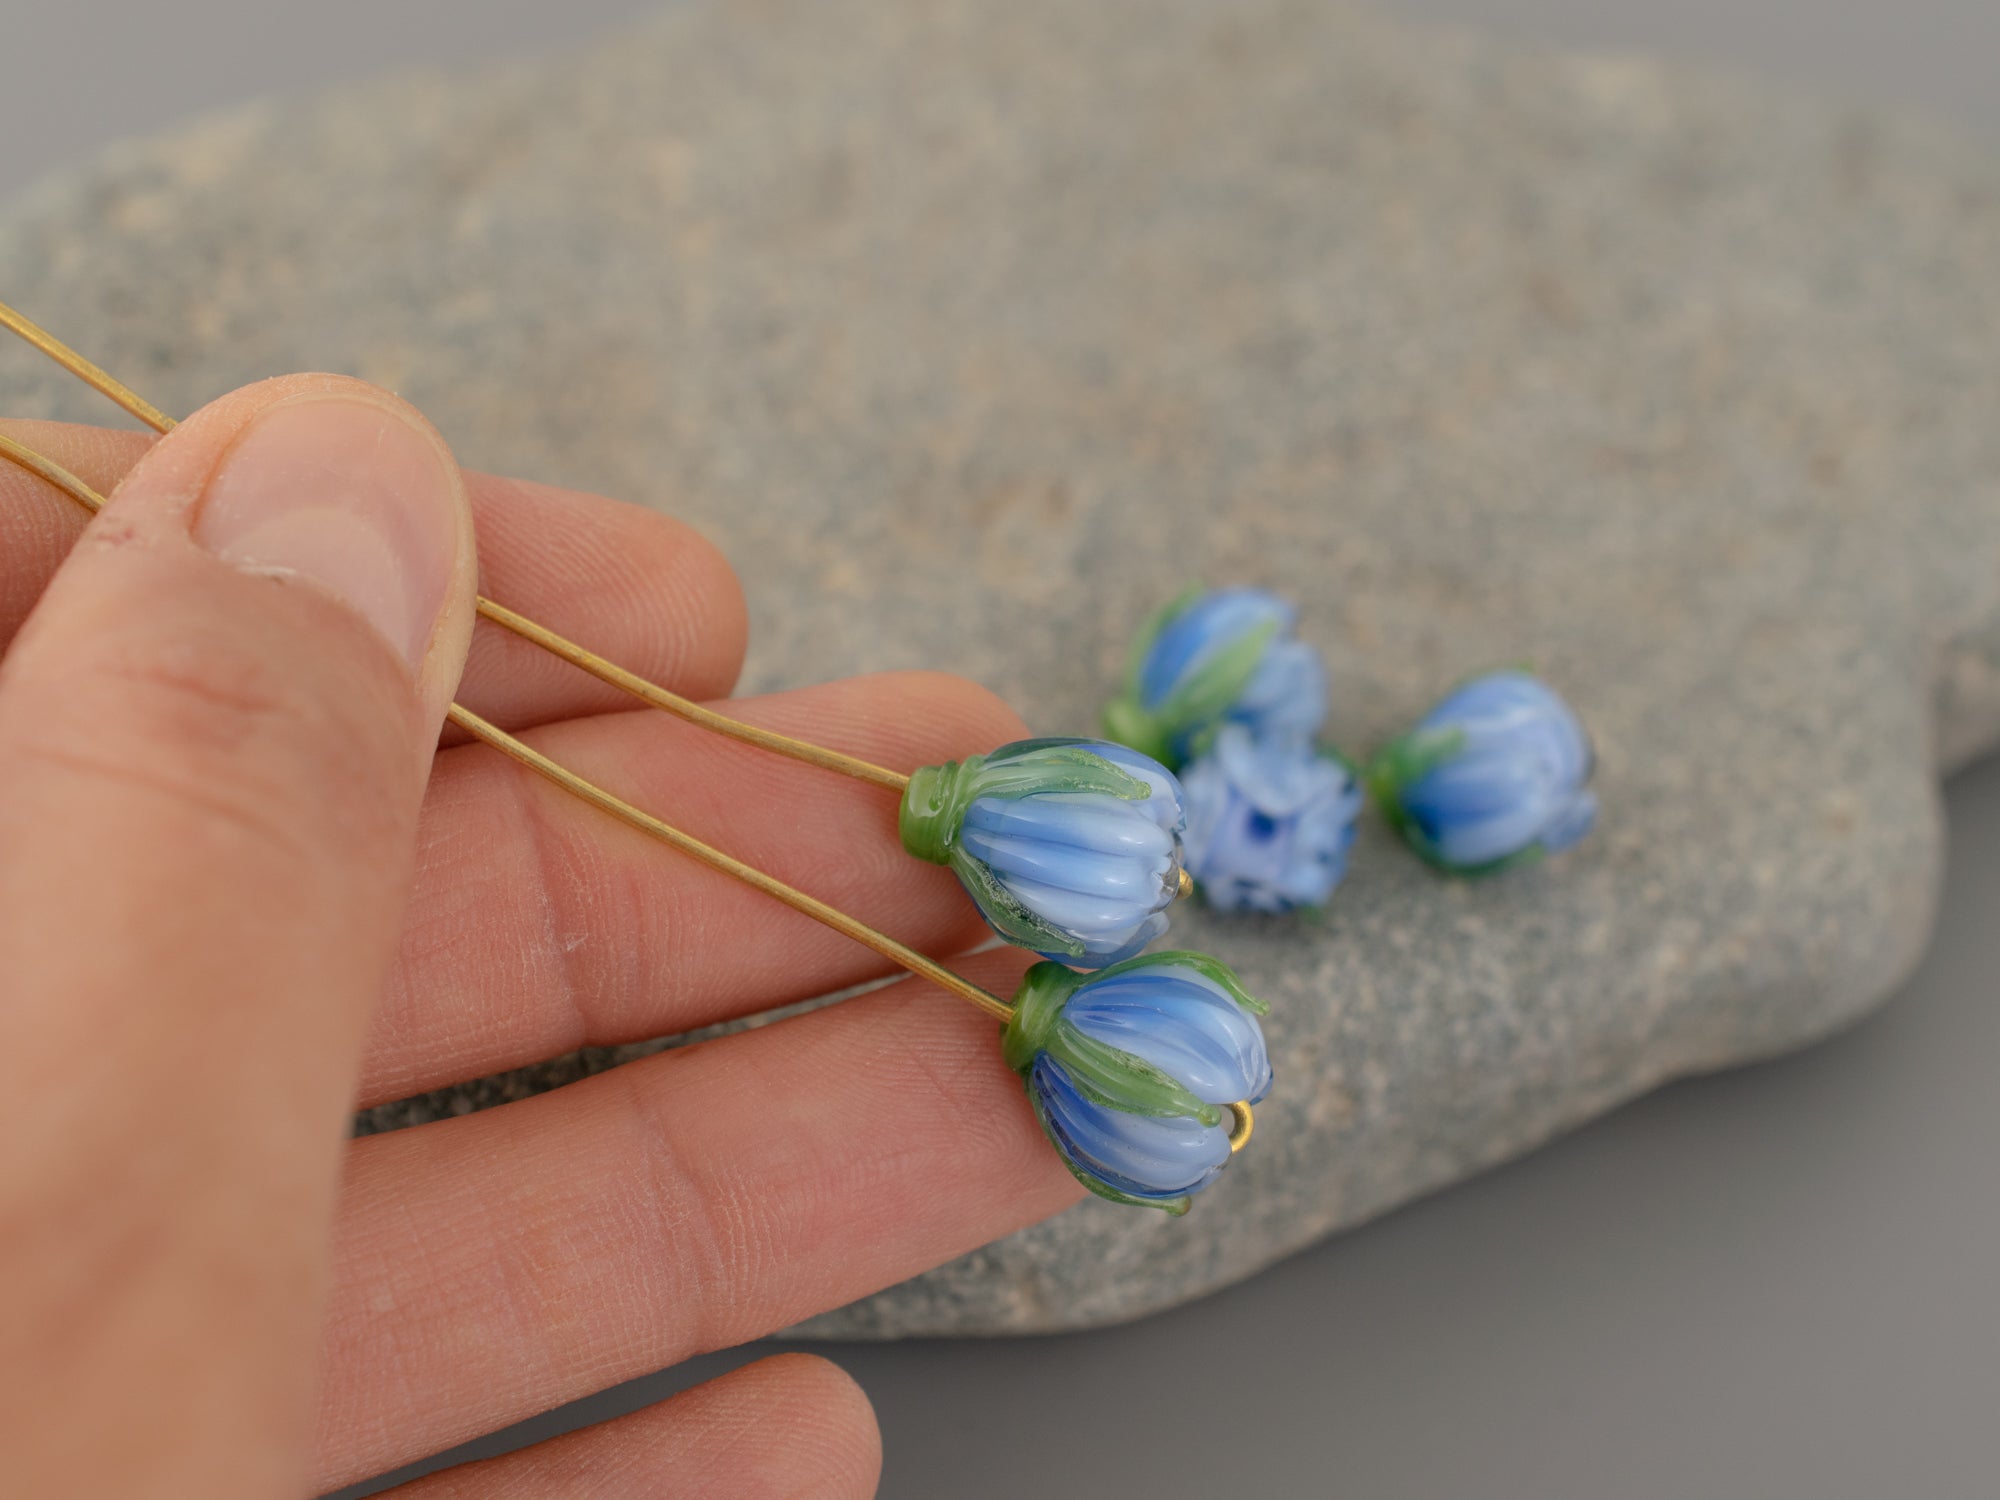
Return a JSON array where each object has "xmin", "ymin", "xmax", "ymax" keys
[{"xmin": 0, "ymin": 375, "xmax": 476, "ymax": 1494}]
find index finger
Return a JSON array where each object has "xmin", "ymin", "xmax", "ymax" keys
[{"xmin": 0, "ymin": 418, "xmax": 749, "ymax": 732}]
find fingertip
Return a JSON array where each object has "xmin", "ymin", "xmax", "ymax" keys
[
  {"xmin": 454, "ymin": 473, "xmax": 751, "ymax": 726},
  {"xmin": 742, "ymin": 1353, "xmax": 884, "ymax": 1499},
  {"xmin": 673, "ymin": 522, "xmax": 750, "ymax": 701}
]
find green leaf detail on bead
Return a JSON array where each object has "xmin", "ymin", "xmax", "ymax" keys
[
  {"xmin": 900, "ymin": 747, "xmax": 1152, "ymax": 866},
  {"xmin": 1100, "ymin": 696, "xmax": 1172, "ymax": 766},
  {"xmin": 974, "ymin": 742, "xmax": 1153, "ymax": 802},
  {"xmin": 1362, "ymin": 726, "xmax": 1462, "ymax": 857},
  {"xmin": 1054, "ymin": 1025, "xmax": 1220, "ymax": 1124},
  {"xmin": 1101, "ymin": 589, "xmax": 1279, "ymax": 768},
  {"xmin": 1157, "ymin": 951, "xmax": 1269, "ymax": 1017},
  {"xmin": 1077, "ymin": 948, "xmax": 1270, "ymax": 1017},
  {"xmin": 949, "ymin": 846, "xmax": 1085, "ymax": 960},
  {"xmin": 1364, "ymin": 726, "xmax": 1551, "ymax": 877},
  {"xmin": 899, "ymin": 745, "xmax": 1155, "ymax": 959},
  {"xmin": 1155, "ymin": 619, "xmax": 1278, "ymax": 757},
  {"xmin": 1124, "ymin": 585, "xmax": 1205, "ymax": 697},
  {"xmin": 1099, "ymin": 587, "xmax": 1204, "ymax": 763},
  {"xmin": 1002, "ymin": 958, "xmax": 1229, "ymax": 1121}
]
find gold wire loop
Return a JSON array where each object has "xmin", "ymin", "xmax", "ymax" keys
[{"xmin": 1227, "ymin": 1100, "xmax": 1255, "ymax": 1153}]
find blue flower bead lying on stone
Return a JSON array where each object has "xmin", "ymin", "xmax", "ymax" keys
[
  {"xmin": 1003, "ymin": 951, "xmax": 1272, "ymax": 1214},
  {"xmin": 900, "ymin": 738, "xmax": 1187, "ymax": 968},
  {"xmin": 1367, "ymin": 670, "xmax": 1597, "ymax": 875},
  {"xmin": 1103, "ymin": 586, "xmax": 1327, "ymax": 769},
  {"xmin": 1182, "ymin": 726, "xmax": 1364, "ymax": 912}
]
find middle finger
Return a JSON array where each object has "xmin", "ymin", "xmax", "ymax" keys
[{"xmin": 361, "ymin": 667, "xmax": 1026, "ymax": 1105}]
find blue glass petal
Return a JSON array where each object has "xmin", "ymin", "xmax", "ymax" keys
[
  {"xmin": 1138, "ymin": 589, "xmax": 1294, "ymax": 709},
  {"xmin": 1182, "ymin": 728, "xmax": 1363, "ymax": 913},
  {"xmin": 1031, "ymin": 1055, "xmax": 1233, "ymax": 1199},
  {"xmin": 1231, "ymin": 636, "xmax": 1328, "ymax": 742},
  {"xmin": 999, "ymin": 873, "xmax": 1167, "ymax": 938},
  {"xmin": 1410, "ymin": 787, "xmax": 1553, "ymax": 868},
  {"xmin": 1420, "ymin": 672, "xmax": 1590, "ymax": 787},
  {"xmin": 1065, "ymin": 968, "xmax": 1273, "ymax": 1104},
  {"xmin": 1211, "ymin": 724, "xmax": 1342, "ymax": 817},
  {"xmin": 1077, "ymin": 740, "xmax": 1188, "ymax": 831},
  {"xmin": 959, "ymin": 824, "xmax": 1171, "ymax": 900},
  {"xmin": 1401, "ymin": 748, "xmax": 1549, "ymax": 819},
  {"xmin": 962, "ymin": 795, "xmax": 1177, "ymax": 858},
  {"xmin": 1395, "ymin": 671, "xmax": 1595, "ymax": 866},
  {"xmin": 1050, "ymin": 909, "xmax": 1172, "ymax": 967}
]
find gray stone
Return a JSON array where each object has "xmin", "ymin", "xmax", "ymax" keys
[{"xmin": 4, "ymin": 0, "xmax": 1999, "ymax": 1337}]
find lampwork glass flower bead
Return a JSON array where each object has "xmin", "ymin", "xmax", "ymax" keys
[
  {"xmin": 1181, "ymin": 726, "xmax": 1363, "ymax": 913},
  {"xmin": 1367, "ymin": 670, "xmax": 1597, "ymax": 875},
  {"xmin": 900, "ymin": 738, "xmax": 1187, "ymax": 968},
  {"xmin": 1103, "ymin": 586, "xmax": 1328, "ymax": 769},
  {"xmin": 1003, "ymin": 951, "xmax": 1272, "ymax": 1214}
]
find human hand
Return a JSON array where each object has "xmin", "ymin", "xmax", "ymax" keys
[{"xmin": 0, "ymin": 377, "xmax": 1081, "ymax": 1497}]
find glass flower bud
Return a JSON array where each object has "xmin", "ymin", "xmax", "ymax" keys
[
  {"xmin": 1103, "ymin": 586, "xmax": 1328, "ymax": 769},
  {"xmin": 1182, "ymin": 726, "xmax": 1364, "ymax": 913},
  {"xmin": 900, "ymin": 738, "xmax": 1187, "ymax": 968},
  {"xmin": 1367, "ymin": 670, "xmax": 1597, "ymax": 875},
  {"xmin": 1003, "ymin": 951, "xmax": 1272, "ymax": 1214}
]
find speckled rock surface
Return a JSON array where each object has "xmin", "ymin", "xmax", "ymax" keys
[{"xmin": 4, "ymin": 0, "xmax": 1999, "ymax": 1336}]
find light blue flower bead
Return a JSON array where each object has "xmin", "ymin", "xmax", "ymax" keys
[
  {"xmin": 1103, "ymin": 587, "xmax": 1328, "ymax": 769},
  {"xmin": 1368, "ymin": 670, "xmax": 1598, "ymax": 875},
  {"xmin": 1002, "ymin": 951, "xmax": 1272, "ymax": 1214},
  {"xmin": 1182, "ymin": 726, "xmax": 1364, "ymax": 913},
  {"xmin": 900, "ymin": 738, "xmax": 1187, "ymax": 968}
]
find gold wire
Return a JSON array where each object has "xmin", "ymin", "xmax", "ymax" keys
[
  {"xmin": 446, "ymin": 704, "xmax": 1014, "ymax": 1021},
  {"xmin": 0, "ymin": 431, "xmax": 102, "ymax": 514},
  {"xmin": 1226, "ymin": 1100, "xmax": 1254, "ymax": 1154},
  {"xmin": 0, "ymin": 306, "xmax": 1251, "ymax": 1131},
  {"xmin": 472, "ymin": 597, "xmax": 909, "ymax": 790},
  {"xmin": 0, "ymin": 430, "xmax": 1013, "ymax": 1022},
  {"xmin": 0, "ymin": 302, "xmax": 176, "ymax": 434},
  {"xmin": 0, "ymin": 298, "xmax": 910, "ymax": 791}
]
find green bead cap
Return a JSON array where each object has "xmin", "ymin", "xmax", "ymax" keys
[
  {"xmin": 1101, "ymin": 585, "xmax": 1279, "ymax": 770},
  {"xmin": 1002, "ymin": 953, "xmax": 1269, "ymax": 1216},
  {"xmin": 897, "ymin": 744, "xmax": 1158, "ymax": 961}
]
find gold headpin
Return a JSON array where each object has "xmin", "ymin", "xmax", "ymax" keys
[{"xmin": 0, "ymin": 300, "xmax": 1015, "ymax": 1023}]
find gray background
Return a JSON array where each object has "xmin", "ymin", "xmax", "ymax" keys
[{"xmin": 3, "ymin": 3, "xmax": 1996, "ymax": 1496}]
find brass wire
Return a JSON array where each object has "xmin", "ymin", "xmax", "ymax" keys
[
  {"xmin": 447, "ymin": 704, "xmax": 1013, "ymax": 1021},
  {"xmin": 0, "ymin": 299, "xmax": 910, "ymax": 792},
  {"xmin": 0, "ymin": 430, "xmax": 101, "ymax": 515},
  {"xmin": 0, "ymin": 303, "xmax": 1255, "ymax": 1140},
  {"xmin": 471, "ymin": 596, "xmax": 909, "ymax": 791},
  {"xmin": 0, "ymin": 424, "xmax": 1016, "ymax": 1022},
  {"xmin": 0, "ymin": 301, "xmax": 176, "ymax": 434}
]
